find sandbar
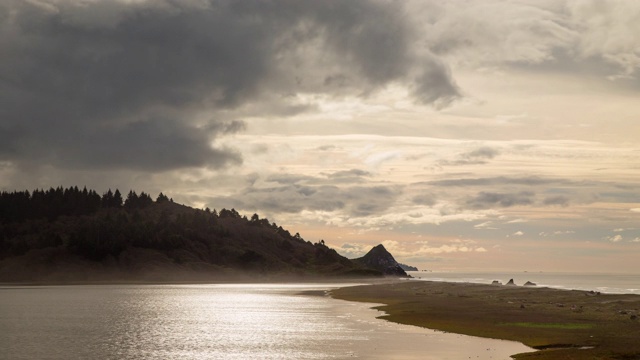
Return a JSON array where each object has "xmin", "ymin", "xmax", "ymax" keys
[{"xmin": 331, "ymin": 280, "xmax": 640, "ymax": 359}]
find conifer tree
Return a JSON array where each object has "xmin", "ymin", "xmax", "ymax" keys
[
  {"xmin": 156, "ymin": 192, "xmax": 169, "ymax": 203},
  {"xmin": 102, "ymin": 189, "xmax": 114, "ymax": 208},
  {"xmin": 113, "ymin": 189, "xmax": 123, "ymax": 208},
  {"xmin": 125, "ymin": 190, "xmax": 138, "ymax": 209}
]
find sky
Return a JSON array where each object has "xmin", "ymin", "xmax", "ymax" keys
[{"xmin": 1, "ymin": 0, "xmax": 639, "ymax": 273}]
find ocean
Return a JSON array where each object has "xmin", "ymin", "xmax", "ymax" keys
[
  {"xmin": 0, "ymin": 283, "xmax": 533, "ymax": 360},
  {"xmin": 407, "ymin": 271, "xmax": 640, "ymax": 294}
]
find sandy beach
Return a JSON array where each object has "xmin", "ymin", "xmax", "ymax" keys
[{"xmin": 331, "ymin": 280, "xmax": 640, "ymax": 359}]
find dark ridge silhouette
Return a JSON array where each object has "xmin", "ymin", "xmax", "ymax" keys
[
  {"xmin": 0, "ymin": 187, "xmax": 383, "ymax": 282},
  {"xmin": 353, "ymin": 244, "xmax": 408, "ymax": 277}
]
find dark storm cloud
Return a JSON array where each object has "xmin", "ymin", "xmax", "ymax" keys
[
  {"xmin": 420, "ymin": 176, "xmax": 636, "ymax": 210},
  {"xmin": 327, "ymin": 169, "xmax": 371, "ymax": 179},
  {"xmin": 467, "ymin": 191, "xmax": 535, "ymax": 209},
  {"xmin": 0, "ymin": 0, "xmax": 460, "ymax": 172},
  {"xmin": 325, "ymin": 169, "xmax": 372, "ymax": 183},
  {"xmin": 265, "ymin": 169, "xmax": 371, "ymax": 185},
  {"xmin": 208, "ymin": 184, "xmax": 401, "ymax": 217},
  {"xmin": 344, "ymin": 186, "xmax": 402, "ymax": 216},
  {"xmin": 1, "ymin": 0, "xmax": 269, "ymax": 170},
  {"xmin": 438, "ymin": 146, "xmax": 501, "ymax": 166},
  {"xmin": 426, "ymin": 176, "xmax": 567, "ymax": 187},
  {"xmin": 50, "ymin": 117, "xmax": 242, "ymax": 171},
  {"xmin": 316, "ymin": 145, "xmax": 337, "ymax": 151},
  {"xmin": 411, "ymin": 58, "xmax": 460, "ymax": 108},
  {"xmin": 209, "ymin": 184, "xmax": 344, "ymax": 214},
  {"xmin": 543, "ymin": 195, "xmax": 570, "ymax": 206},
  {"xmin": 465, "ymin": 147, "xmax": 499, "ymax": 160},
  {"xmin": 264, "ymin": 169, "xmax": 371, "ymax": 186},
  {"xmin": 265, "ymin": 174, "xmax": 318, "ymax": 185},
  {"xmin": 412, "ymin": 193, "xmax": 437, "ymax": 206}
]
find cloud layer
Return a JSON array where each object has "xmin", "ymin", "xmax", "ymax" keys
[
  {"xmin": 1, "ymin": 0, "xmax": 639, "ymax": 272},
  {"xmin": 0, "ymin": 0, "xmax": 460, "ymax": 171}
]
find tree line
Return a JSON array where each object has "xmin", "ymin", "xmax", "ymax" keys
[
  {"xmin": 0, "ymin": 185, "xmax": 361, "ymax": 280},
  {"xmin": 0, "ymin": 186, "xmax": 320, "ymax": 266},
  {"xmin": 0, "ymin": 186, "xmax": 170, "ymax": 223}
]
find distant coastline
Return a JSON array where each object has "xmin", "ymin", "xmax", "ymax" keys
[{"xmin": 406, "ymin": 271, "xmax": 640, "ymax": 295}]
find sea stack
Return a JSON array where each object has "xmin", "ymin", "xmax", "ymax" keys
[
  {"xmin": 506, "ymin": 278, "xmax": 516, "ymax": 286},
  {"xmin": 524, "ymin": 281, "xmax": 537, "ymax": 286},
  {"xmin": 354, "ymin": 244, "xmax": 408, "ymax": 277}
]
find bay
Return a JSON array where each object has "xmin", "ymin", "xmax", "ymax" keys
[{"xmin": 0, "ymin": 283, "xmax": 533, "ymax": 359}]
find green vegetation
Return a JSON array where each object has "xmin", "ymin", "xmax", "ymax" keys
[
  {"xmin": 501, "ymin": 322, "xmax": 594, "ymax": 330},
  {"xmin": 0, "ymin": 186, "xmax": 380, "ymax": 282}
]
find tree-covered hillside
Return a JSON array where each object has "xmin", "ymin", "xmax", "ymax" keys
[{"xmin": 0, "ymin": 187, "xmax": 380, "ymax": 282}]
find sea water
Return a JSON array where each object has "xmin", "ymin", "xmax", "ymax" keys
[
  {"xmin": 408, "ymin": 271, "xmax": 640, "ymax": 294},
  {"xmin": 0, "ymin": 284, "xmax": 533, "ymax": 359}
]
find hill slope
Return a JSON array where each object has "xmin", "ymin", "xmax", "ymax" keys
[
  {"xmin": 353, "ymin": 244, "xmax": 408, "ymax": 277},
  {"xmin": 0, "ymin": 189, "xmax": 380, "ymax": 282}
]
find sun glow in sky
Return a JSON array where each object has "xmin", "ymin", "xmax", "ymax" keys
[{"xmin": 1, "ymin": 0, "xmax": 639, "ymax": 272}]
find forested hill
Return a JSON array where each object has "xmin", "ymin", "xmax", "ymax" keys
[{"xmin": 0, "ymin": 187, "xmax": 380, "ymax": 282}]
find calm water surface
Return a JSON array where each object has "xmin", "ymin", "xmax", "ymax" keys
[{"xmin": 0, "ymin": 284, "xmax": 533, "ymax": 359}]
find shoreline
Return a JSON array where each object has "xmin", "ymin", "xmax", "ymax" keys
[
  {"xmin": 3, "ymin": 278, "xmax": 639, "ymax": 358},
  {"xmin": 0, "ymin": 281, "xmax": 534, "ymax": 360},
  {"xmin": 326, "ymin": 291, "xmax": 535, "ymax": 359},
  {"xmin": 0, "ymin": 275, "xmax": 389, "ymax": 287},
  {"xmin": 330, "ymin": 280, "xmax": 640, "ymax": 359},
  {"xmin": 407, "ymin": 271, "xmax": 640, "ymax": 295}
]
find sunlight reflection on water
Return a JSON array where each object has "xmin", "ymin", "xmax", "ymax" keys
[{"xmin": 0, "ymin": 284, "xmax": 533, "ymax": 359}]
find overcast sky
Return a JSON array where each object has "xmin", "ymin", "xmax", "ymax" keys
[{"xmin": 2, "ymin": 0, "xmax": 639, "ymax": 273}]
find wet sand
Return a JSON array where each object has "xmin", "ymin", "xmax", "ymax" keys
[
  {"xmin": 326, "ymin": 296, "xmax": 534, "ymax": 359},
  {"xmin": 331, "ymin": 280, "xmax": 640, "ymax": 359}
]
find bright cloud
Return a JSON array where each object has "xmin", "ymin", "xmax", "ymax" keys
[{"xmin": 605, "ymin": 235, "xmax": 624, "ymax": 243}]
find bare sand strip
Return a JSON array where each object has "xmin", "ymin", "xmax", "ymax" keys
[
  {"xmin": 325, "ymin": 296, "xmax": 534, "ymax": 359},
  {"xmin": 331, "ymin": 280, "xmax": 640, "ymax": 360}
]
